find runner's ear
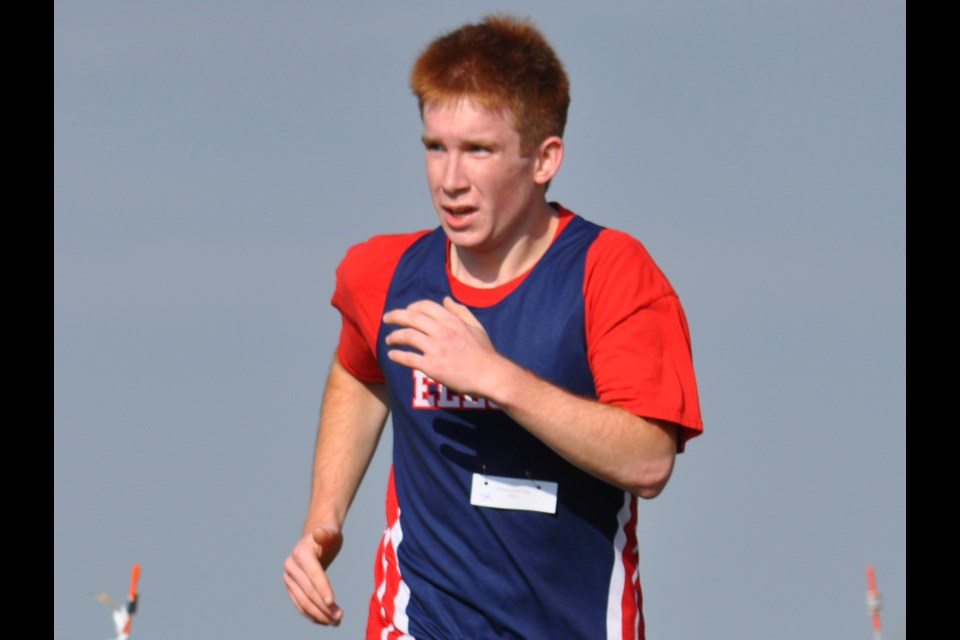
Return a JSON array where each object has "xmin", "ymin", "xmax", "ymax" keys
[{"xmin": 532, "ymin": 136, "xmax": 564, "ymax": 186}]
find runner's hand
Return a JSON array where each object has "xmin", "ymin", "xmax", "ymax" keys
[{"xmin": 283, "ymin": 525, "xmax": 344, "ymax": 625}]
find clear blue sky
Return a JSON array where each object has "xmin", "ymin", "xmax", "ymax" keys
[{"xmin": 55, "ymin": 2, "xmax": 905, "ymax": 638}]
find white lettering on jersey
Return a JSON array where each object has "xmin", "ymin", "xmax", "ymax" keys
[{"xmin": 411, "ymin": 370, "xmax": 500, "ymax": 411}]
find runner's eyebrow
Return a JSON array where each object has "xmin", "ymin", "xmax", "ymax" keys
[
  {"xmin": 459, "ymin": 138, "xmax": 498, "ymax": 151},
  {"xmin": 420, "ymin": 135, "xmax": 498, "ymax": 150}
]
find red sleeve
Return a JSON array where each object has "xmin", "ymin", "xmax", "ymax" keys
[
  {"xmin": 584, "ymin": 229, "xmax": 703, "ymax": 449},
  {"xmin": 331, "ymin": 231, "xmax": 430, "ymax": 381}
]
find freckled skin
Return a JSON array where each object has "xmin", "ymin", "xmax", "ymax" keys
[{"xmin": 421, "ymin": 99, "xmax": 560, "ymax": 285}]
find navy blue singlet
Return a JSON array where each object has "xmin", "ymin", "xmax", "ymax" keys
[{"xmin": 373, "ymin": 215, "xmax": 642, "ymax": 639}]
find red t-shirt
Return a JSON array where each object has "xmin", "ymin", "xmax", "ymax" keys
[{"xmin": 332, "ymin": 205, "xmax": 703, "ymax": 446}]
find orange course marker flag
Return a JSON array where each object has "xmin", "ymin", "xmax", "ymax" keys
[
  {"xmin": 124, "ymin": 563, "xmax": 141, "ymax": 635},
  {"xmin": 128, "ymin": 563, "xmax": 141, "ymax": 601},
  {"xmin": 865, "ymin": 564, "xmax": 881, "ymax": 632}
]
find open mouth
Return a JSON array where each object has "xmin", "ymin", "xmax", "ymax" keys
[
  {"xmin": 442, "ymin": 205, "xmax": 478, "ymax": 229},
  {"xmin": 443, "ymin": 205, "xmax": 477, "ymax": 216}
]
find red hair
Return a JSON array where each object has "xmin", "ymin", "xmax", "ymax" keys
[{"xmin": 410, "ymin": 15, "xmax": 570, "ymax": 154}]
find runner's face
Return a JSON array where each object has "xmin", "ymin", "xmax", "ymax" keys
[{"xmin": 421, "ymin": 99, "xmax": 544, "ymax": 258}]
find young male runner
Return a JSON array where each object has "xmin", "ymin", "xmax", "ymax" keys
[{"xmin": 283, "ymin": 15, "xmax": 703, "ymax": 639}]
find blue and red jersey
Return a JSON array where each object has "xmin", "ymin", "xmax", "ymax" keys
[{"xmin": 332, "ymin": 205, "xmax": 702, "ymax": 639}]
